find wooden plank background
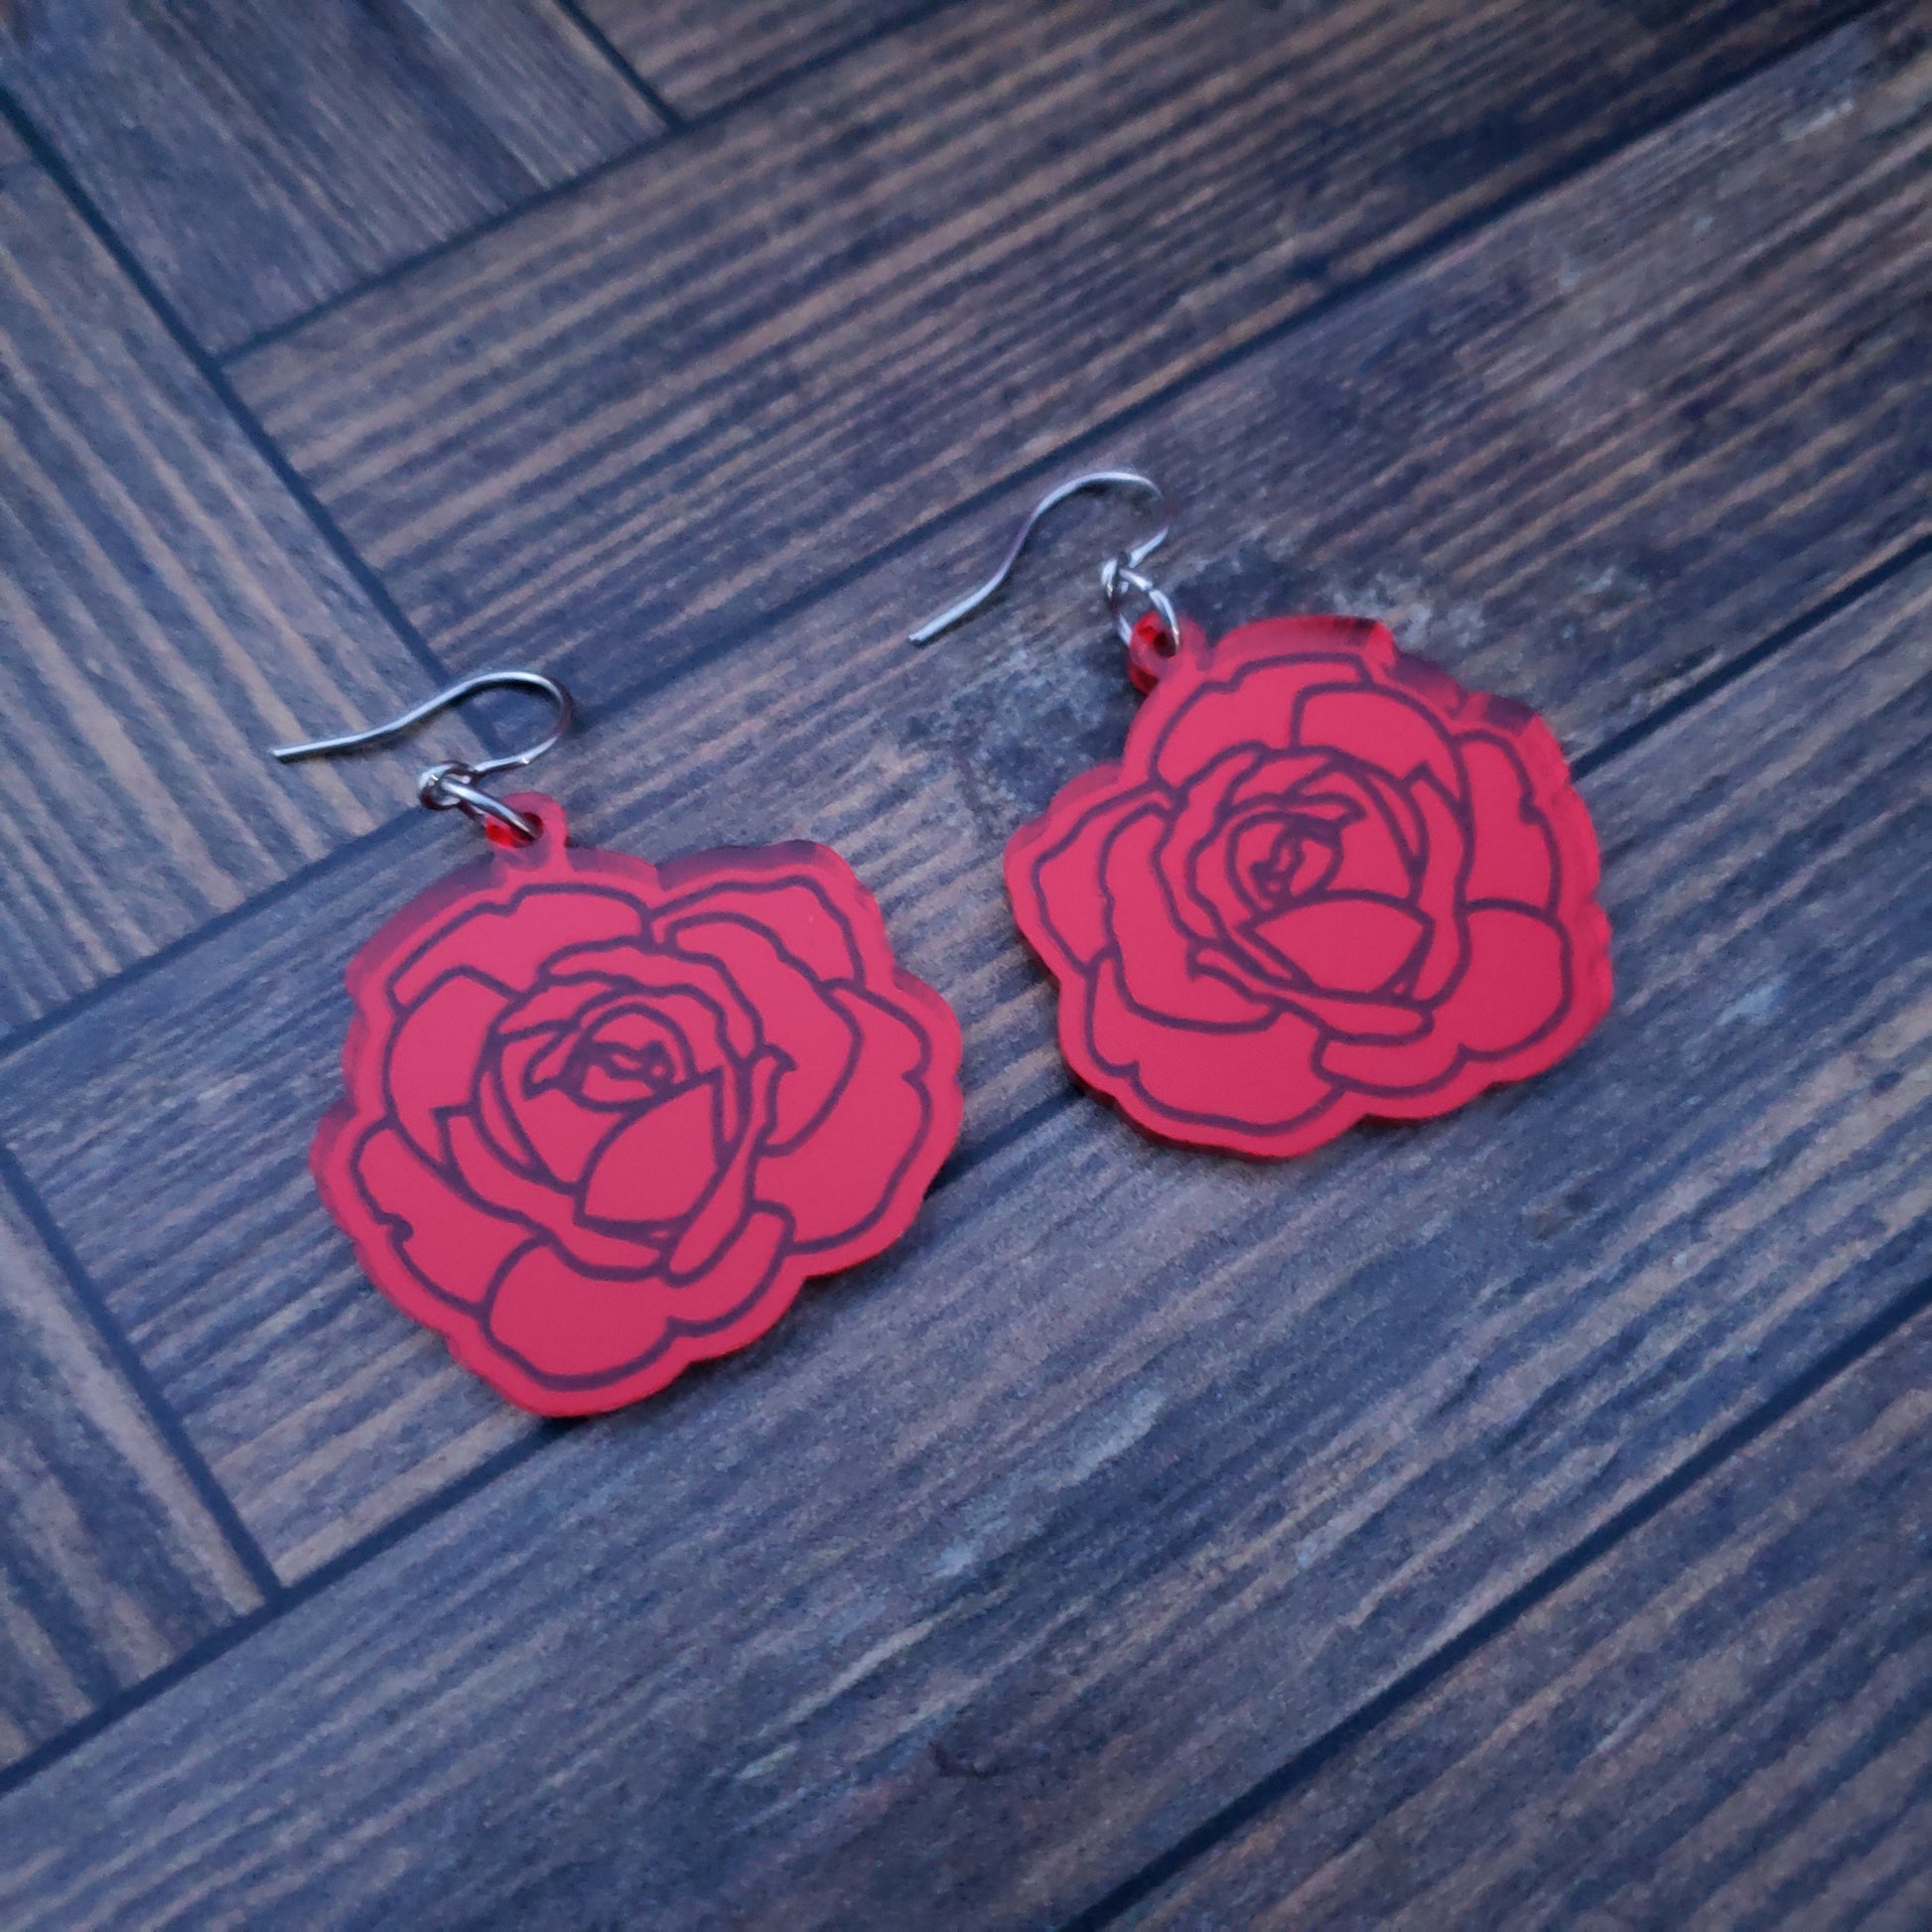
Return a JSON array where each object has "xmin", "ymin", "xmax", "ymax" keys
[
  {"xmin": 0, "ymin": 0, "xmax": 663, "ymax": 351},
  {"xmin": 1128, "ymin": 1302, "xmax": 1932, "ymax": 1929},
  {"xmin": 0, "ymin": 0, "xmax": 1924, "ymax": 1923}
]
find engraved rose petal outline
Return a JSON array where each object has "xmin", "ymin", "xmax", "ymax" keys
[
  {"xmin": 1007, "ymin": 619, "xmax": 1613, "ymax": 1158},
  {"xmin": 314, "ymin": 798, "xmax": 963, "ymax": 1416}
]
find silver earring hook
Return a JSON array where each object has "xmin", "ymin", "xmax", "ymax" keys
[
  {"xmin": 908, "ymin": 470, "xmax": 1177, "ymax": 649},
  {"xmin": 268, "ymin": 669, "xmax": 574, "ymax": 844}
]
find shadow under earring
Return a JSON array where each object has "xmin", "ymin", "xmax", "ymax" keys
[
  {"xmin": 270, "ymin": 671, "xmax": 962, "ymax": 1415},
  {"xmin": 913, "ymin": 473, "xmax": 1610, "ymax": 1159}
]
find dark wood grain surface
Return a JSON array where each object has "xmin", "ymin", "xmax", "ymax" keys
[
  {"xmin": 0, "ymin": 0, "xmax": 660, "ymax": 352},
  {"xmin": 228, "ymin": 0, "xmax": 1885, "ymax": 706},
  {"xmin": 583, "ymin": 0, "xmax": 932, "ymax": 117},
  {"xmin": 1126, "ymin": 1302, "xmax": 1932, "ymax": 1930},
  {"xmin": 0, "ymin": 128, "xmax": 486, "ymax": 1035},
  {"xmin": 0, "ymin": 1166, "xmax": 266, "ymax": 1771},
  {"xmin": 0, "ymin": 0, "xmax": 1924, "ymax": 1922}
]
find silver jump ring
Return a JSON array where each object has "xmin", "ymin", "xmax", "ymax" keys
[
  {"xmin": 419, "ymin": 763, "xmax": 541, "ymax": 843},
  {"xmin": 269, "ymin": 669, "xmax": 571, "ymax": 847},
  {"xmin": 1101, "ymin": 557, "xmax": 1180, "ymax": 651}
]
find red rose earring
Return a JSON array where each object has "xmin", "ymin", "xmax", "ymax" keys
[
  {"xmin": 269, "ymin": 671, "xmax": 962, "ymax": 1415},
  {"xmin": 912, "ymin": 472, "xmax": 1611, "ymax": 1159}
]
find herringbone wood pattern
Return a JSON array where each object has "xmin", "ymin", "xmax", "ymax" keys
[{"xmin": 0, "ymin": 2, "xmax": 1925, "ymax": 1925}]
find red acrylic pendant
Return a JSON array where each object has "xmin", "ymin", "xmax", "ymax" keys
[
  {"xmin": 1007, "ymin": 616, "xmax": 1612, "ymax": 1158},
  {"xmin": 314, "ymin": 794, "xmax": 963, "ymax": 1415}
]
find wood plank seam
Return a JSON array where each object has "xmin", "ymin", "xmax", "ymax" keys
[
  {"xmin": 1062, "ymin": 1266, "xmax": 1932, "ymax": 1931},
  {"xmin": 213, "ymin": 0, "xmax": 1876, "ymax": 378},
  {"xmin": 0, "ymin": 80, "xmax": 479, "ymax": 744},
  {"xmin": 0, "ymin": 812, "xmax": 420, "ymax": 1069},
  {"xmin": 658, "ymin": 0, "xmax": 974, "ymax": 131},
  {"xmin": 0, "ymin": 522, "xmax": 1916, "ymax": 1808},
  {"xmin": 0, "ymin": 195, "xmax": 503, "ymax": 1024},
  {"xmin": 0, "ymin": 0, "xmax": 1887, "ymax": 861},
  {"xmin": 552, "ymin": 0, "xmax": 685, "ymax": 129},
  {"xmin": 0, "ymin": 1423, "xmax": 559, "ymax": 1805},
  {"xmin": 1567, "ymin": 527, "xmax": 1932, "ymax": 785},
  {"xmin": 0, "ymin": 1145, "xmax": 282, "ymax": 1608},
  {"xmin": 0, "ymin": 15, "xmax": 1913, "ymax": 1904},
  {"xmin": 0, "ymin": 0, "xmax": 668, "ymax": 354},
  {"xmin": 211, "ymin": 137, "xmax": 658, "ymax": 367},
  {"xmin": 210, "ymin": 0, "xmax": 978, "ymax": 367},
  {"xmin": 0, "ymin": 0, "xmax": 1913, "ymax": 1153},
  {"xmin": 469, "ymin": 0, "xmax": 1906, "ymax": 737}
]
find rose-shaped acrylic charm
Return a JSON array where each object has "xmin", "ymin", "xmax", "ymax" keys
[
  {"xmin": 914, "ymin": 473, "xmax": 1611, "ymax": 1160},
  {"xmin": 1009, "ymin": 614, "xmax": 1610, "ymax": 1157},
  {"xmin": 272, "ymin": 680, "xmax": 961, "ymax": 1415},
  {"xmin": 316, "ymin": 795, "xmax": 961, "ymax": 1413}
]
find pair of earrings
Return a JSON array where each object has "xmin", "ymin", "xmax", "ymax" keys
[{"xmin": 273, "ymin": 474, "xmax": 1611, "ymax": 1417}]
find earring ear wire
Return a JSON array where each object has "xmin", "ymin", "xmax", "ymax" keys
[
  {"xmin": 268, "ymin": 668, "xmax": 573, "ymax": 844},
  {"xmin": 909, "ymin": 470, "xmax": 1175, "ymax": 648}
]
